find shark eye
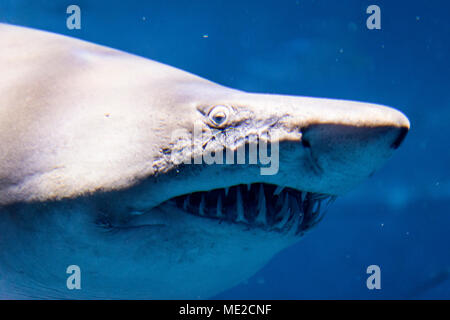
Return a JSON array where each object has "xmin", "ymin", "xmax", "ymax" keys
[{"xmin": 208, "ymin": 105, "xmax": 230, "ymax": 128}]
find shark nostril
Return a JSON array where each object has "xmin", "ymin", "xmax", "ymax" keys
[
  {"xmin": 302, "ymin": 138, "xmax": 311, "ymax": 149},
  {"xmin": 391, "ymin": 126, "xmax": 409, "ymax": 150}
]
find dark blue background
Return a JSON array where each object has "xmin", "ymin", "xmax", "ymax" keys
[{"xmin": 0, "ymin": 0, "xmax": 448, "ymax": 299}]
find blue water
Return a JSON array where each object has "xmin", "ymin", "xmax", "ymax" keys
[{"xmin": 0, "ymin": 0, "xmax": 448, "ymax": 299}]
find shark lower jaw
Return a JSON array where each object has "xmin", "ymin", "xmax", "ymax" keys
[{"xmin": 163, "ymin": 183, "xmax": 336, "ymax": 237}]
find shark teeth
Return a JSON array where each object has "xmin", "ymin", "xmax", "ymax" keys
[
  {"xmin": 287, "ymin": 195, "xmax": 303, "ymax": 236},
  {"xmin": 312, "ymin": 201, "xmax": 319, "ymax": 214},
  {"xmin": 287, "ymin": 210, "xmax": 300, "ymax": 236},
  {"xmin": 235, "ymin": 186, "xmax": 248, "ymax": 223},
  {"xmin": 254, "ymin": 184, "xmax": 267, "ymax": 225},
  {"xmin": 273, "ymin": 186, "xmax": 284, "ymax": 196},
  {"xmin": 172, "ymin": 183, "xmax": 333, "ymax": 237},
  {"xmin": 199, "ymin": 194, "xmax": 205, "ymax": 216},
  {"xmin": 273, "ymin": 193, "xmax": 291, "ymax": 230},
  {"xmin": 301, "ymin": 192, "xmax": 307, "ymax": 203}
]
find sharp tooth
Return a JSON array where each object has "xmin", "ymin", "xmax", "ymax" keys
[
  {"xmin": 183, "ymin": 195, "xmax": 190, "ymax": 211},
  {"xmin": 301, "ymin": 192, "xmax": 307, "ymax": 203},
  {"xmin": 305, "ymin": 196, "xmax": 314, "ymax": 218},
  {"xmin": 235, "ymin": 186, "xmax": 247, "ymax": 223},
  {"xmin": 287, "ymin": 210, "xmax": 300, "ymax": 237},
  {"xmin": 275, "ymin": 209, "xmax": 291, "ymax": 230},
  {"xmin": 312, "ymin": 193, "xmax": 327, "ymax": 201},
  {"xmin": 307, "ymin": 200, "xmax": 324, "ymax": 229},
  {"xmin": 290, "ymin": 197, "xmax": 304, "ymax": 230},
  {"xmin": 225, "ymin": 187, "xmax": 229, "ymax": 196},
  {"xmin": 216, "ymin": 193, "xmax": 223, "ymax": 218},
  {"xmin": 324, "ymin": 196, "xmax": 336, "ymax": 210},
  {"xmin": 298, "ymin": 211, "xmax": 304, "ymax": 227},
  {"xmin": 255, "ymin": 184, "xmax": 267, "ymax": 225},
  {"xmin": 326, "ymin": 196, "xmax": 334, "ymax": 206},
  {"xmin": 313, "ymin": 201, "xmax": 322, "ymax": 222},
  {"xmin": 312, "ymin": 201, "xmax": 319, "ymax": 214},
  {"xmin": 199, "ymin": 194, "xmax": 205, "ymax": 216},
  {"xmin": 273, "ymin": 185, "xmax": 284, "ymax": 196},
  {"xmin": 290, "ymin": 195, "xmax": 301, "ymax": 215},
  {"xmin": 273, "ymin": 193, "xmax": 291, "ymax": 230}
]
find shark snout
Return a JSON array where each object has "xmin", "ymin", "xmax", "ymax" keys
[
  {"xmin": 226, "ymin": 93, "xmax": 410, "ymax": 194},
  {"xmin": 297, "ymin": 100, "xmax": 410, "ymax": 193},
  {"xmin": 301, "ymin": 117, "xmax": 410, "ymax": 155}
]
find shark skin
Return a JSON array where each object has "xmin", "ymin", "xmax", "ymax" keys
[{"xmin": 0, "ymin": 24, "xmax": 409, "ymax": 299}]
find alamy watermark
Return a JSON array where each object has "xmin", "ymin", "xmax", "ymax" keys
[
  {"xmin": 66, "ymin": 5, "xmax": 81, "ymax": 30},
  {"xmin": 66, "ymin": 264, "xmax": 81, "ymax": 290},
  {"xmin": 66, "ymin": 4, "xmax": 381, "ymax": 31},
  {"xmin": 366, "ymin": 265, "xmax": 381, "ymax": 290},
  {"xmin": 366, "ymin": 5, "xmax": 381, "ymax": 30}
]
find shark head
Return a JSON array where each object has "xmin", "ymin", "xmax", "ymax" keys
[
  {"xmin": 0, "ymin": 24, "xmax": 409, "ymax": 299},
  {"xmin": 108, "ymin": 85, "xmax": 409, "ymax": 235}
]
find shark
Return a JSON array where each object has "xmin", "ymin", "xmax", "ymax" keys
[{"xmin": 0, "ymin": 24, "xmax": 409, "ymax": 299}]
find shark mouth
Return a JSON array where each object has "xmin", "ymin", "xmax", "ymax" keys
[{"xmin": 170, "ymin": 183, "xmax": 335, "ymax": 236}]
